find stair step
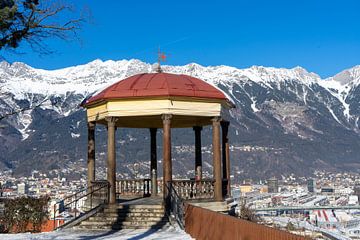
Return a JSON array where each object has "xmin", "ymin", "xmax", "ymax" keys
[
  {"xmin": 80, "ymin": 220, "xmax": 168, "ymax": 227},
  {"xmin": 80, "ymin": 219, "xmax": 167, "ymax": 226},
  {"xmin": 97, "ymin": 212, "xmax": 165, "ymax": 217},
  {"xmin": 73, "ymin": 202, "xmax": 169, "ymax": 230},
  {"xmin": 106, "ymin": 205, "xmax": 164, "ymax": 209},
  {"xmin": 88, "ymin": 216, "xmax": 166, "ymax": 222},
  {"xmin": 104, "ymin": 208, "xmax": 165, "ymax": 214},
  {"xmin": 74, "ymin": 223, "xmax": 169, "ymax": 230}
]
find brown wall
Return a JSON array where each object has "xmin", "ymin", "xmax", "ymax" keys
[
  {"xmin": 185, "ymin": 205, "xmax": 308, "ymax": 240},
  {"xmin": 5, "ymin": 219, "xmax": 64, "ymax": 233}
]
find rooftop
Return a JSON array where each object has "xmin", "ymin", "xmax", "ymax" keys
[{"xmin": 84, "ymin": 72, "xmax": 229, "ymax": 106}]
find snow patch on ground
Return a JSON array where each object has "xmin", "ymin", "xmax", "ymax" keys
[
  {"xmin": 250, "ymin": 96, "xmax": 260, "ymax": 112},
  {"xmin": 319, "ymin": 79, "xmax": 351, "ymax": 119},
  {"xmin": 71, "ymin": 133, "xmax": 81, "ymax": 138},
  {"xmin": 1, "ymin": 226, "xmax": 193, "ymax": 240},
  {"xmin": 327, "ymin": 106, "xmax": 342, "ymax": 124}
]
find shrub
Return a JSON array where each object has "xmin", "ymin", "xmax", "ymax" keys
[
  {"xmin": 239, "ymin": 203, "xmax": 259, "ymax": 223},
  {"xmin": 286, "ymin": 222, "xmax": 296, "ymax": 231},
  {"xmin": 0, "ymin": 196, "xmax": 50, "ymax": 233}
]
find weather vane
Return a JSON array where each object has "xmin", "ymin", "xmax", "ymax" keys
[{"xmin": 156, "ymin": 47, "xmax": 167, "ymax": 73}]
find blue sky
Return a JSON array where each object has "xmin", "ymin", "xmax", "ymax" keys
[{"xmin": 2, "ymin": 0, "xmax": 360, "ymax": 78}]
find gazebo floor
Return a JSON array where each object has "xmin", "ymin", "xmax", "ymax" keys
[
  {"xmin": 116, "ymin": 196, "xmax": 164, "ymax": 206},
  {"xmin": 114, "ymin": 196, "xmax": 235, "ymax": 213}
]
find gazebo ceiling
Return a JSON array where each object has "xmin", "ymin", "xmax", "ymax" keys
[
  {"xmin": 96, "ymin": 115, "xmax": 214, "ymax": 128},
  {"xmin": 83, "ymin": 72, "xmax": 234, "ymax": 127}
]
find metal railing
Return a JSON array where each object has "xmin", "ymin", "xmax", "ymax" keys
[
  {"xmin": 116, "ymin": 179, "xmax": 151, "ymax": 197},
  {"xmin": 52, "ymin": 180, "xmax": 109, "ymax": 229},
  {"xmin": 166, "ymin": 182, "xmax": 185, "ymax": 229}
]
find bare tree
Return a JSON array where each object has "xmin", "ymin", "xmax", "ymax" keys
[
  {"xmin": 0, "ymin": 0, "xmax": 88, "ymax": 53},
  {"xmin": 0, "ymin": 0, "xmax": 89, "ymax": 123}
]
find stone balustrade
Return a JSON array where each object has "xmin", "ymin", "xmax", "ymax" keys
[
  {"xmin": 172, "ymin": 179, "xmax": 215, "ymax": 200},
  {"xmin": 116, "ymin": 179, "xmax": 151, "ymax": 197},
  {"xmin": 115, "ymin": 178, "xmax": 222, "ymax": 200}
]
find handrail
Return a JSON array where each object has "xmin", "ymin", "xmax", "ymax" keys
[
  {"xmin": 52, "ymin": 180, "xmax": 109, "ymax": 230},
  {"xmin": 165, "ymin": 182, "xmax": 185, "ymax": 229},
  {"xmin": 59, "ymin": 186, "xmax": 89, "ymax": 203}
]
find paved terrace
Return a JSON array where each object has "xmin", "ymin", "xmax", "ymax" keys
[
  {"xmin": 116, "ymin": 196, "xmax": 163, "ymax": 205},
  {"xmin": 2, "ymin": 227, "xmax": 193, "ymax": 240}
]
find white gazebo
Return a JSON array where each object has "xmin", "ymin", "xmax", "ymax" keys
[{"xmin": 82, "ymin": 71, "xmax": 235, "ymax": 204}]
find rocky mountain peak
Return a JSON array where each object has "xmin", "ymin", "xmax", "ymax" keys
[
  {"xmin": 0, "ymin": 59, "xmax": 359, "ymax": 179},
  {"xmin": 331, "ymin": 65, "xmax": 360, "ymax": 86}
]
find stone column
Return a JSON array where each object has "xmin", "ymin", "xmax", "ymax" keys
[
  {"xmin": 221, "ymin": 120, "xmax": 230, "ymax": 197},
  {"xmin": 106, "ymin": 117, "xmax": 117, "ymax": 204},
  {"xmin": 150, "ymin": 128, "xmax": 158, "ymax": 196},
  {"xmin": 193, "ymin": 126, "xmax": 203, "ymax": 181},
  {"xmin": 87, "ymin": 122, "xmax": 96, "ymax": 188},
  {"xmin": 212, "ymin": 116, "xmax": 223, "ymax": 201},
  {"xmin": 162, "ymin": 114, "xmax": 172, "ymax": 199}
]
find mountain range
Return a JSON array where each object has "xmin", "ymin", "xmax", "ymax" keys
[{"xmin": 0, "ymin": 59, "xmax": 359, "ymax": 181}]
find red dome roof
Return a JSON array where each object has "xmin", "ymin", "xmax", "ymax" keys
[{"xmin": 84, "ymin": 72, "xmax": 229, "ymax": 106}]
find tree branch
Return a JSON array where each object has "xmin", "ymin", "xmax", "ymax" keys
[{"xmin": 0, "ymin": 0, "xmax": 88, "ymax": 52}]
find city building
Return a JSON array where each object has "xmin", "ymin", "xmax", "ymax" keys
[
  {"xmin": 17, "ymin": 183, "xmax": 28, "ymax": 195},
  {"xmin": 307, "ymin": 178, "xmax": 315, "ymax": 193},
  {"xmin": 321, "ymin": 186, "xmax": 334, "ymax": 195},
  {"xmin": 239, "ymin": 184, "xmax": 252, "ymax": 194},
  {"xmin": 354, "ymin": 184, "xmax": 360, "ymax": 200},
  {"xmin": 267, "ymin": 177, "xmax": 279, "ymax": 193}
]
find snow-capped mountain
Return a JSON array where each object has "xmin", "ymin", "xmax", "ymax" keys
[{"xmin": 0, "ymin": 59, "xmax": 359, "ymax": 180}]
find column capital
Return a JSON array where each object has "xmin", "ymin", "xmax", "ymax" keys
[
  {"xmin": 150, "ymin": 128, "xmax": 158, "ymax": 134},
  {"xmin": 211, "ymin": 116, "xmax": 222, "ymax": 124},
  {"xmin": 88, "ymin": 121, "xmax": 96, "ymax": 129},
  {"xmin": 161, "ymin": 114, "xmax": 172, "ymax": 123},
  {"xmin": 105, "ymin": 117, "xmax": 118, "ymax": 127},
  {"xmin": 193, "ymin": 126, "xmax": 203, "ymax": 131}
]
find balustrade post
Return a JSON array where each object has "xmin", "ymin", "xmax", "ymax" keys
[{"xmin": 147, "ymin": 179, "xmax": 150, "ymax": 196}]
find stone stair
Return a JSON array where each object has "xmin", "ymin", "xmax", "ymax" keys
[{"xmin": 74, "ymin": 204, "xmax": 169, "ymax": 230}]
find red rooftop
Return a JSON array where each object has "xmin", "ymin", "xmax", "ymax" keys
[{"xmin": 84, "ymin": 72, "xmax": 228, "ymax": 106}]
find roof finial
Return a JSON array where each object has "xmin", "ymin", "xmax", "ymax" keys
[{"xmin": 156, "ymin": 47, "xmax": 166, "ymax": 73}]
